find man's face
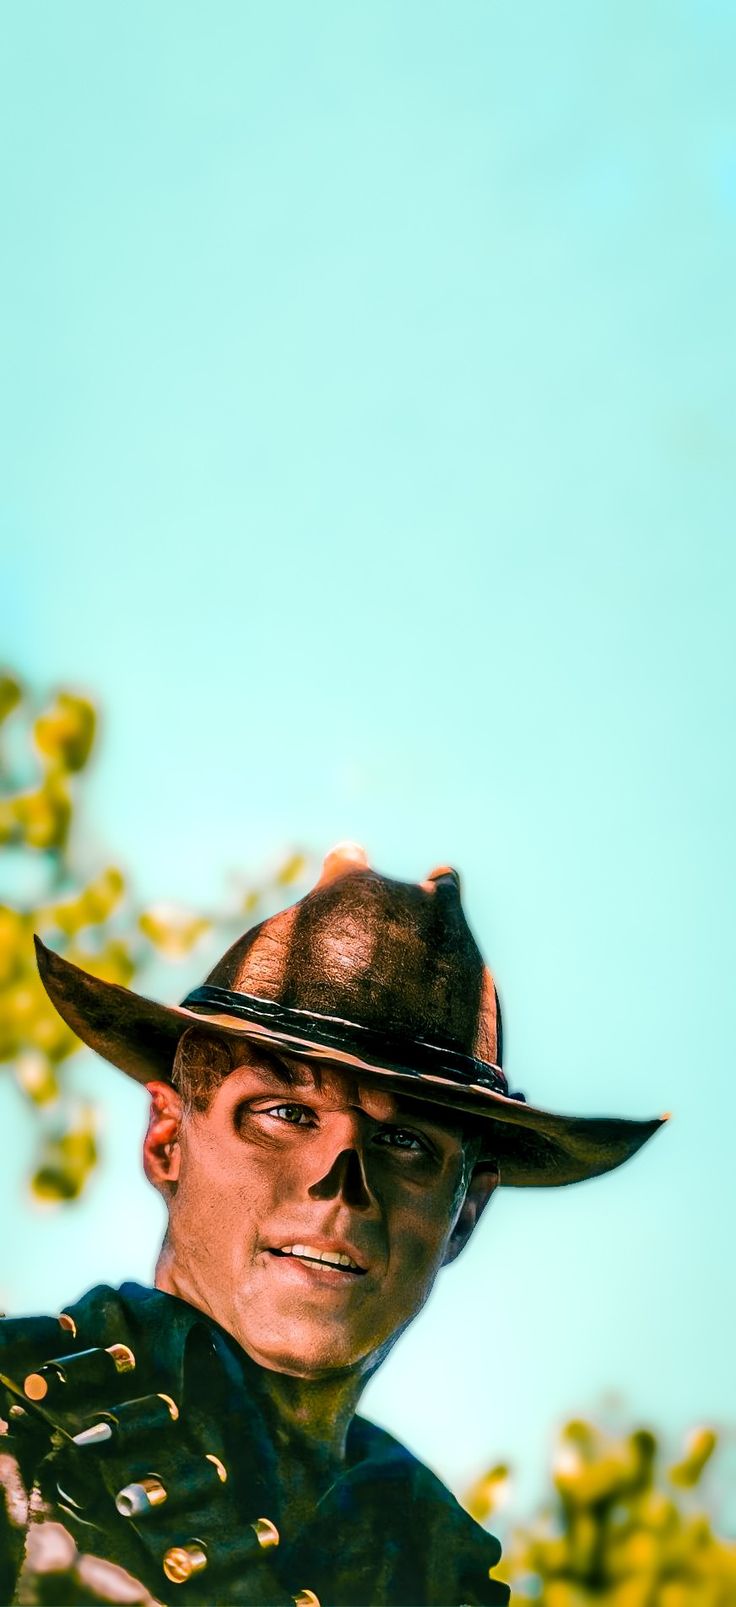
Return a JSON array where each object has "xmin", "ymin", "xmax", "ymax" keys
[{"xmin": 151, "ymin": 1047, "xmax": 493, "ymax": 1381}]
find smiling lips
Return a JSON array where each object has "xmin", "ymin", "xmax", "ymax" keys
[{"xmin": 269, "ymin": 1243, "xmax": 367, "ymax": 1276}]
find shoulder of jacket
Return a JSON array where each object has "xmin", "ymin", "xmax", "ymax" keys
[
  {"xmin": 0, "ymin": 1286, "xmax": 116, "ymax": 1363},
  {"xmin": 351, "ymin": 1413, "xmax": 502, "ymax": 1559}
]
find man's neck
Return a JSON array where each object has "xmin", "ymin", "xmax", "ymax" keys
[
  {"xmin": 248, "ymin": 1364, "xmax": 360, "ymax": 1466},
  {"xmin": 154, "ymin": 1251, "xmax": 367, "ymax": 1469}
]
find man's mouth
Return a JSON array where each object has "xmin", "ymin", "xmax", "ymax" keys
[{"xmin": 268, "ymin": 1244, "xmax": 367, "ymax": 1276}]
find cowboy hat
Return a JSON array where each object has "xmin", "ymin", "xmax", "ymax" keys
[{"xmin": 34, "ymin": 843, "xmax": 666, "ymax": 1187}]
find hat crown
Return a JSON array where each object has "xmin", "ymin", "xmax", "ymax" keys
[{"xmin": 207, "ymin": 858, "xmax": 501, "ymax": 1066}]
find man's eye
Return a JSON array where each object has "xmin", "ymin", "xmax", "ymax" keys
[
  {"xmin": 375, "ymin": 1127, "xmax": 428, "ymax": 1153},
  {"xmin": 265, "ymin": 1104, "xmax": 312, "ymax": 1125}
]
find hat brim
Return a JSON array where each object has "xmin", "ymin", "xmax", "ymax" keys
[{"xmin": 34, "ymin": 938, "xmax": 666, "ymax": 1188}]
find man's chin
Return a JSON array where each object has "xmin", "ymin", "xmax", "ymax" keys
[{"xmin": 233, "ymin": 1318, "xmax": 375, "ymax": 1379}]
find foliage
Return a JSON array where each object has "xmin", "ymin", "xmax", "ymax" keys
[
  {"xmin": 0, "ymin": 669, "xmax": 310, "ymax": 1204},
  {"xmin": 465, "ymin": 1417, "xmax": 736, "ymax": 1605}
]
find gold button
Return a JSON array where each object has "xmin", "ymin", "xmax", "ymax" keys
[
  {"xmin": 251, "ymin": 1517, "xmax": 279, "ymax": 1550},
  {"xmin": 292, "ymin": 1592, "xmax": 321, "ymax": 1606},
  {"xmin": 162, "ymin": 1544, "xmax": 207, "ymax": 1584}
]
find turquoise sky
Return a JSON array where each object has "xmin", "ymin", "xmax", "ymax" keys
[{"xmin": 2, "ymin": 2, "xmax": 735, "ymax": 1514}]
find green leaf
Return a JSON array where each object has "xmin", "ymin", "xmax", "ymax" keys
[
  {"xmin": 34, "ymin": 692, "xmax": 96, "ymax": 773},
  {"xmin": 0, "ymin": 673, "xmax": 22, "ymax": 725}
]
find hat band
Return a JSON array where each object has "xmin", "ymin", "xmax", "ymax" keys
[{"xmin": 181, "ymin": 984, "xmax": 508, "ymax": 1097}]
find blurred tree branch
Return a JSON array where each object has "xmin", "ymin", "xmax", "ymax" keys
[
  {"xmin": 465, "ymin": 1416, "xmax": 736, "ymax": 1605},
  {"xmin": 0, "ymin": 669, "xmax": 311, "ymax": 1204}
]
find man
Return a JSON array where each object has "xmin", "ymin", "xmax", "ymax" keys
[{"xmin": 0, "ymin": 845, "xmax": 665, "ymax": 1606}]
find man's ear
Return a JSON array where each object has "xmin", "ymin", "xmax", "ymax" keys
[
  {"xmin": 143, "ymin": 1081, "xmax": 183, "ymax": 1192},
  {"xmin": 442, "ymin": 1162, "xmax": 500, "ymax": 1267}
]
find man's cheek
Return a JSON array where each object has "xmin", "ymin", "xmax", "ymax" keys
[
  {"xmin": 392, "ymin": 1228, "xmax": 445, "ymax": 1302},
  {"xmin": 178, "ymin": 1178, "xmax": 234, "ymax": 1260}
]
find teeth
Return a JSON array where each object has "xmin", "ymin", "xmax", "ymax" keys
[{"xmin": 279, "ymin": 1244, "xmax": 361, "ymax": 1271}]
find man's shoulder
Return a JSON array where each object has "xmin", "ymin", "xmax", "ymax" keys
[
  {"xmin": 1, "ymin": 1282, "xmax": 150, "ymax": 1343},
  {"xmin": 0, "ymin": 1285, "xmax": 115, "ymax": 1381},
  {"xmin": 347, "ymin": 1414, "xmax": 509, "ymax": 1602},
  {"xmin": 352, "ymin": 1410, "xmax": 496, "ymax": 1525},
  {"xmin": 0, "ymin": 1282, "xmax": 194, "ymax": 1373}
]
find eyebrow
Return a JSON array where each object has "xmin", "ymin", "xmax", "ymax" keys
[
  {"xmin": 230, "ymin": 1053, "xmax": 305, "ymax": 1089},
  {"xmin": 230, "ymin": 1049, "xmax": 334, "ymax": 1094},
  {"xmin": 268, "ymin": 1053, "xmax": 365, "ymax": 1100}
]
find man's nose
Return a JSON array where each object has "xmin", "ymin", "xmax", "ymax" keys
[{"xmin": 307, "ymin": 1144, "xmax": 375, "ymax": 1212}]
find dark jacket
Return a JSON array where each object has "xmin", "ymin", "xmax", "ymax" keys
[{"xmin": 0, "ymin": 1284, "xmax": 509, "ymax": 1606}]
